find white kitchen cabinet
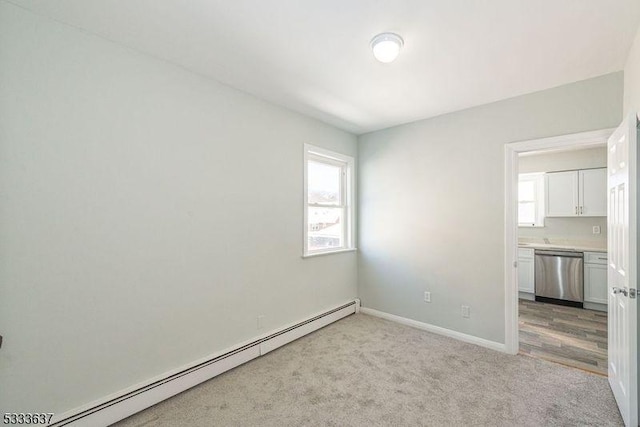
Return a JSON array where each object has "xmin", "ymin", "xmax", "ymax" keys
[
  {"xmin": 545, "ymin": 168, "xmax": 606, "ymax": 217},
  {"xmin": 518, "ymin": 248, "xmax": 535, "ymax": 293},
  {"xmin": 584, "ymin": 251, "xmax": 608, "ymax": 306},
  {"xmin": 579, "ymin": 168, "xmax": 607, "ymax": 216},
  {"xmin": 545, "ymin": 171, "xmax": 578, "ymax": 217}
]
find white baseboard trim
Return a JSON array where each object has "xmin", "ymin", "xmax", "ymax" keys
[
  {"xmin": 360, "ymin": 307, "xmax": 506, "ymax": 353},
  {"xmin": 50, "ymin": 301, "xmax": 357, "ymax": 427}
]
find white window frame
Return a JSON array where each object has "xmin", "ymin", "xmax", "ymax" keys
[
  {"xmin": 518, "ymin": 172, "xmax": 545, "ymax": 227},
  {"xmin": 303, "ymin": 144, "xmax": 355, "ymax": 257}
]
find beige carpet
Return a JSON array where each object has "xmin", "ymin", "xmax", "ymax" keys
[{"xmin": 114, "ymin": 313, "xmax": 622, "ymax": 426}]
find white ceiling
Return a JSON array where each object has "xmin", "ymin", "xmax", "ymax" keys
[{"xmin": 10, "ymin": 0, "xmax": 640, "ymax": 134}]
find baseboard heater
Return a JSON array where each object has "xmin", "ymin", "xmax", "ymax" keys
[{"xmin": 50, "ymin": 300, "xmax": 358, "ymax": 427}]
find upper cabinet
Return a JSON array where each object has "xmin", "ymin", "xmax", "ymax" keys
[
  {"xmin": 579, "ymin": 168, "xmax": 607, "ymax": 216},
  {"xmin": 545, "ymin": 168, "xmax": 606, "ymax": 217},
  {"xmin": 545, "ymin": 170, "xmax": 578, "ymax": 217}
]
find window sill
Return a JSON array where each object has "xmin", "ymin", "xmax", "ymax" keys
[{"xmin": 302, "ymin": 248, "xmax": 357, "ymax": 259}]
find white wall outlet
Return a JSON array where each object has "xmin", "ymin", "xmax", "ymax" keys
[
  {"xmin": 257, "ymin": 315, "xmax": 265, "ymax": 329},
  {"xmin": 592, "ymin": 226, "xmax": 601, "ymax": 234},
  {"xmin": 424, "ymin": 291, "xmax": 431, "ymax": 303},
  {"xmin": 461, "ymin": 305, "xmax": 470, "ymax": 318}
]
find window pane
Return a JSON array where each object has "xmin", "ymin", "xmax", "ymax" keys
[
  {"xmin": 518, "ymin": 202, "xmax": 536, "ymax": 224},
  {"xmin": 518, "ymin": 180, "xmax": 535, "ymax": 202},
  {"xmin": 308, "ymin": 207, "xmax": 344, "ymax": 250},
  {"xmin": 308, "ymin": 160, "xmax": 341, "ymax": 205}
]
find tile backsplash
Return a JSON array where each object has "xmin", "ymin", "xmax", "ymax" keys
[{"xmin": 518, "ymin": 216, "xmax": 607, "ymax": 244}]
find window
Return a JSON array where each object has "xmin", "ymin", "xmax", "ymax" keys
[
  {"xmin": 304, "ymin": 144, "xmax": 354, "ymax": 256},
  {"xmin": 518, "ymin": 173, "xmax": 545, "ymax": 227}
]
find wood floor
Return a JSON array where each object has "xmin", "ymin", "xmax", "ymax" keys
[{"xmin": 519, "ymin": 299, "xmax": 608, "ymax": 375}]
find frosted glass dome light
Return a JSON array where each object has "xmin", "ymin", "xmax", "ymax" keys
[{"xmin": 371, "ymin": 32, "xmax": 404, "ymax": 63}]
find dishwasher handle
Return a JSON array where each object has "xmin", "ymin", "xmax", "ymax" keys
[{"xmin": 535, "ymin": 250, "xmax": 583, "ymax": 258}]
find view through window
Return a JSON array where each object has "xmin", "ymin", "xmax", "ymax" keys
[{"xmin": 304, "ymin": 145, "xmax": 354, "ymax": 255}]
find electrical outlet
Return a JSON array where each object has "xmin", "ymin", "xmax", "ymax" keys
[
  {"xmin": 593, "ymin": 226, "xmax": 601, "ymax": 234},
  {"xmin": 461, "ymin": 305, "xmax": 470, "ymax": 318},
  {"xmin": 257, "ymin": 315, "xmax": 265, "ymax": 329},
  {"xmin": 424, "ymin": 291, "xmax": 431, "ymax": 302}
]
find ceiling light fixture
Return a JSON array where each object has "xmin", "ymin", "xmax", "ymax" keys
[{"xmin": 370, "ymin": 32, "xmax": 404, "ymax": 63}]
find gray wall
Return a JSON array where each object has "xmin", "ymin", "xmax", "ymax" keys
[
  {"xmin": 519, "ymin": 146, "xmax": 607, "ymax": 174},
  {"xmin": 358, "ymin": 72, "xmax": 623, "ymax": 344},
  {"xmin": 0, "ymin": 3, "xmax": 357, "ymax": 414},
  {"xmin": 624, "ymin": 25, "xmax": 640, "ymax": 114},
  {"xmin": 518, "ymin": 147, "xmax": 607, "ymax": 245}
]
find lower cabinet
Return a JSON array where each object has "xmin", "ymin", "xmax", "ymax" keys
[
  {"xmin": 518, "ymin": 248, "xmax": 535, "ymax": 294},
  {"xmin": 584, "ymin": 252, "xmax": 608, "ymax": 306}
]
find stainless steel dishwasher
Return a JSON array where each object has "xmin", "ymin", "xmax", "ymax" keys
[{"xmin": 534, "ymin": 249, "xmax": 584, "ymax": 307}]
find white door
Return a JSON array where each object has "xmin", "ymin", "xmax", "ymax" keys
[
  {"xmin": 580, "ymin": 168, "xmax": 607, "ymax": 216},
  {"xmin": 608, "ymin": 112, "xmax": 638, "ymax": 426},
  {"xmin": 546, "ymin": 170, "xmax": 579, "ymax": 216}
]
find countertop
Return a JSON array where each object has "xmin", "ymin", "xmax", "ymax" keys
[{"xmin": 517, "ymin": 240, "xmax": 607, "ymax": 253}]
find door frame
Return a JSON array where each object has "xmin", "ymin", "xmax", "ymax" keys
[{"xmin": 503, "ymin": 127, "xmax": 615, "ymax": 354}]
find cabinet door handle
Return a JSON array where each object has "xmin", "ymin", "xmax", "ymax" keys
[
  {"xmin": 580, "ymin": 206, "xmax": 583, "ymax": 214},
  {"xmin": 575, "ymin": 206, "xmax": 578, "ymax": 214}
]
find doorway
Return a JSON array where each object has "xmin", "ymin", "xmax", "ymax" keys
[
  {"xmin": 504, "ymin": 117, "xmax": 639, "ymax": 425},
  {"xmin": 516, "ymin": 145, "xmax": 608, "ymax": 374},
  {"xmin": 503, "ymin": 128, "xmax": 615, "ymax": 357}
]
